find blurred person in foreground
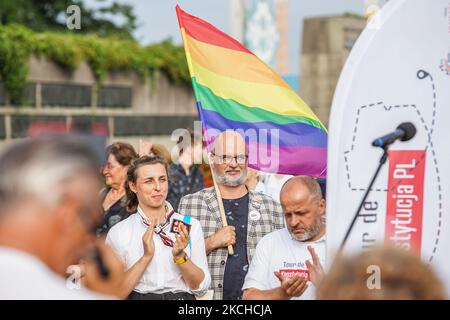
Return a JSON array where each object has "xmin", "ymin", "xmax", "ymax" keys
[
  {"xmin": 0, "ymin": 136, "xmax": 125, "ymax": 299},
  {"xmin": 97, "ymin": 142, "xmax": 138, "ymax": 236},
  {"xmin": 317, "ymin": 246, "xmax": 445, "ymax": 300},
  {"xmin": 167, "ymin": 131, "xmax": 204, "ymax": 210},
  {"xmin": 243, "ymin": 176, "xmax": 326, "ymax": 300},
  {"xmin": 106, "ymin": 156, "xmax": 211, "ymax": 300}
]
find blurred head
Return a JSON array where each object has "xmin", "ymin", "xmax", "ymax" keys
[
  {"xmin": 149, "ymin": 144, "xmax": 171, "ymax": 164},
  {"xmin": 0, "ymin": 136, "xmax": 102, "ymax": 276},
  {"xmin": 175, "ymin": 131, "xmax": 203, "ymax": 166},
  {"xmin": 125, "ymin": 156, "xmax": 169, "ymax": 212},
  {"xmin": 211, "ymin": 130, "xmax": 248, "ymax": 187},
  {"xmin": 103, "ymin": 142, "xmax": 138, "ymax": 188},
  {"xmin": 317, "ymin": 246, "xmax": 445, "ymax": 300},
  {"xmin": 280, "ymin": 176, "xmax": 325, "ymax": 242}
]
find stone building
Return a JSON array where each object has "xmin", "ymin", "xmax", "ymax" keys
[
  {"xmin": 300, "ymin": 15, "xmax": 366, "ymax": 127},
  {"xmin": 0, "ymin": 55, "xmax": 198, "ymax": 150}
]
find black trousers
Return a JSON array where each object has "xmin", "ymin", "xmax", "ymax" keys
[{"xmin": 128, "ymin": 291, "xmax": 195, "ymax": 300}]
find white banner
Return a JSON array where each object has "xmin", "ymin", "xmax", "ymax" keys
[{"xmin": 327, "ymin": 0, "xmax": 450, "ymax": 295}]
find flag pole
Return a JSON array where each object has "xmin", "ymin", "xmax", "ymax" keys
[{"xmin": 209, "ymin": 154, "xmax": 234, "ymax": 256}]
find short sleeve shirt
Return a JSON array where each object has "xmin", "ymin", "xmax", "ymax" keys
[{"xmin": 242, "ymin": 228, "xmax": 325, "ymax": 300}]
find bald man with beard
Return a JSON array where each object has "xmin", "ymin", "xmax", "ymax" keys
[
  {"xmin": 242, "ymin": 176, "xmax": 326, "ymax": 300},
  {"xmin": 178, "ymin": 130, "xmax": 284, "ymax": 300}
]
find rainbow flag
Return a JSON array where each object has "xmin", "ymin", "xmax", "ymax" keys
[{"xmin": 176, "ymin": 6, "xmax": 327, "ymax": 177}]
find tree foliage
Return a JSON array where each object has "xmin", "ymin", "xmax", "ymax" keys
[
  {"xmin": 0, "ymin": 0, "xmax": 137, "ymax": 38},
  {"xmin": 0, "ymin": 24, "xmax": 190, "ymax": 103}
]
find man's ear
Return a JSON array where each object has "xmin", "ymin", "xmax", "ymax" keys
[{"xmin": 319, "ymin": 198, "xmax": 326, "ymax": 215}]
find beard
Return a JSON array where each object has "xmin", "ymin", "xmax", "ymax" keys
[
  {"xmin": 215, "ymin": 167, "xmax": 248, "ymax": 187},
  {"xmin": 289, "ymin": 215, "xmax": 325, "ymax": 242}
]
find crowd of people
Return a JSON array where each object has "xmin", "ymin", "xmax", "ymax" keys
[{"xmin": 0, "ymin": 131, "xmax": 445, "ymax": 300}]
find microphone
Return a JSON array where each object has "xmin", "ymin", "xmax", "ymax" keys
[
  {"xmin": 372, "ymin": 122, "xmax": 416, "ymax": 148},
  {"xmin": 341, "ymin": 122, "xmax": 417, "ymax": 251}
]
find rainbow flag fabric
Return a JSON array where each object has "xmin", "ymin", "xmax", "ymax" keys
[{"xmin": 176, "ymin": 6, "xmax": 327, "ymax": 177}]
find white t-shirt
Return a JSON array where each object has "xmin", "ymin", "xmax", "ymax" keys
[
  {"xmin": 106, "ymin": 203, "xmax": 211, "ymax": 296},
  {"xmin": 0, "ymin": 247, "xmax": 110, "ymax": 300},
  {"xmin": 242, "ymin": 228, "xmax": 325, "ymax": 300}
]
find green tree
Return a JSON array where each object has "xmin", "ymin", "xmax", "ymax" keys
[{"xmin": 0, "ymin": 0, "xmax": 137, "ymax": 38}]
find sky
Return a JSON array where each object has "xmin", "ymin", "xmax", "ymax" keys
[{"xmin": 83, "ymin": 0, "xmax": 389, "ymax": 75}]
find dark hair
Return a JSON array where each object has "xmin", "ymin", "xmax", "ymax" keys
[
  {"xmin": 106, "ymin": 142, "xmax": 138, "ymax": 166},
  {"xmin": 125, "ymin": 156, "xmax": 169, "ymax": 212}
]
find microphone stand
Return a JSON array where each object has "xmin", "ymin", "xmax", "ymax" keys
[{"xmin": 339, "ymin": 146, "xmax": 389, "ymax": 251}]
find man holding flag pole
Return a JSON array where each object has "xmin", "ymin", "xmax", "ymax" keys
[
  {"xmin": 179, "ymin": 130, "xmax": 284, "ymax": 300},
  {"xmin": 176, "ymin": 5, "xmax": 327, "ymax": 300}
]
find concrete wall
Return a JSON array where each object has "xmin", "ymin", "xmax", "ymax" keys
[
  {"xmin": 300, "ymin": 15, "xmax": 366, "ymax": 127},
  {"xmin": 0, "ymin": 55, "xmax": 199, "ymax": 147},
  {"xmin": 26, "ymin": 55, "xmax": 197, "ymax": 114}
]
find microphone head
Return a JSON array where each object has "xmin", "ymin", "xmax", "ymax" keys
[{"xmin": 397, "ymin": 122, "xmax": 416, "ymax": 141}]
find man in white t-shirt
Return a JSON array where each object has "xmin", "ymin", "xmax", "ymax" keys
[{"xmin": 242, "ymin": 176, "xmax": 326, "ymax": 300}]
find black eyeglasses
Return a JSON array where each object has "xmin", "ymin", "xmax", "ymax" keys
[{"xmin": 211, "ymin": 153, "xmax": 248, "ymax": 165}]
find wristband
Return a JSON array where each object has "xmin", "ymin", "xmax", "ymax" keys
[{"xmin": 173, "ymin": 253, "xmax": 189, "ymax": 264}]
